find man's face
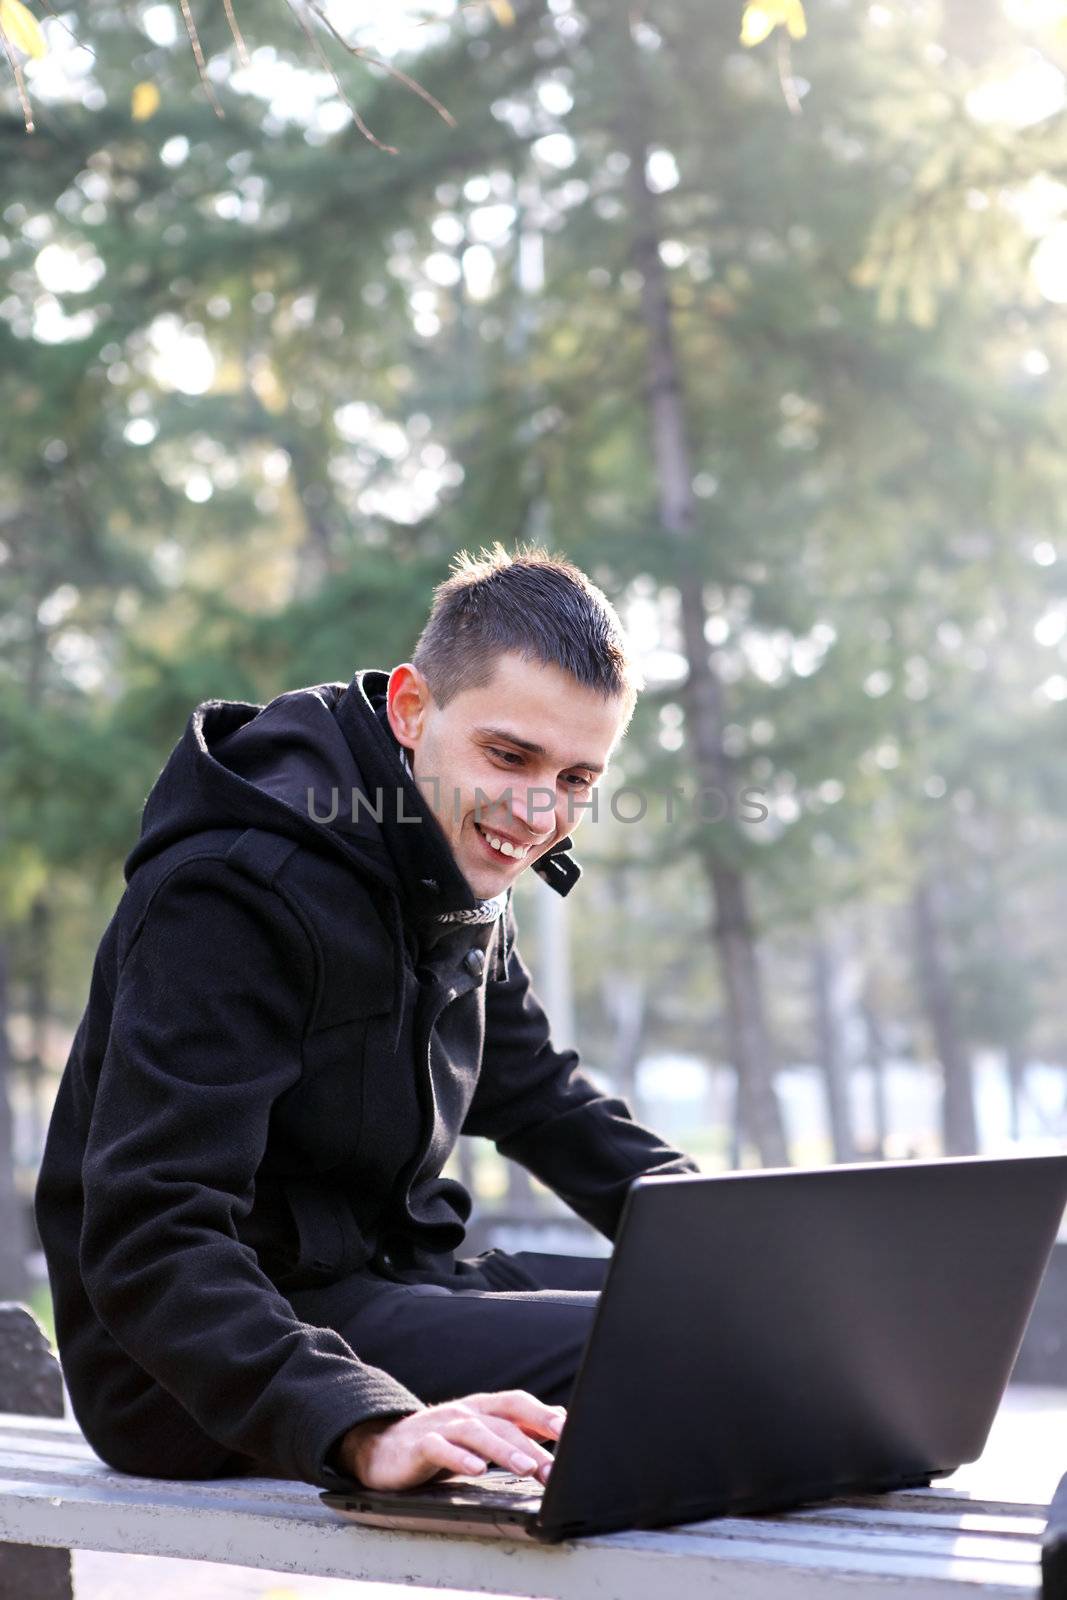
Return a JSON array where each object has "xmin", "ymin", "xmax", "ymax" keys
[{"xmin": 386, "ymin": 650, "xmax": 627, "ymax": 899}]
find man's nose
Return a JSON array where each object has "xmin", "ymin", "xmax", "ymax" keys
[{"xmin": 512, "ymin": 784, "xmax": 558, "ymax": 836}]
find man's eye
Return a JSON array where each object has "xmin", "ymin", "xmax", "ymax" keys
[
  {"xmin": 489, "ymin": 747, "xmax": 522, "ymax": 765},
  {"xmin": 564, "ymin": 774, "xmax": 591, "ymax": 789}
]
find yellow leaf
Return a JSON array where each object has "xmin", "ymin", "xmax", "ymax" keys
[
  {"xmin": 740, "ymin": 5, "xmax": 775, "ymax": 46},
  {"xmin": 784, "ymin": 0, "xmax": 807, "ymax": 39},
  {"xmin": 850, "ymin": 256, "xmax": 880, "ymax": 289},
  {"xmin": 0, "ymin": 0, "xmax": 46, "ymax": 60},
  {"xmin": 251, "ymin": 360, "xmax": 287, "ymax": 414},
  {"xmin": 132, "ymin": 81, "xmax": 161, "ymax": 121},
  {"xmin": 740, "ymin": 0, "xmax": 806, "ymax": 46},
  {"xmin": 906, "ymin": 277, "xmax": 937, "ymax": 329},
  {"xmin": 488, "ymin": 0, "xmax": 515, "ymax": 22}
]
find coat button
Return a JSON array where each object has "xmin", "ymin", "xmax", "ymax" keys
[{"xmin": 463, "ymin": 947, "xmax": 486, "ymax": 978}]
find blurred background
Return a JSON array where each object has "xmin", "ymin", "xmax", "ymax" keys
[{"xmin": 3, "ymin": 0, "xmax": 1067, "ymax": 1356}]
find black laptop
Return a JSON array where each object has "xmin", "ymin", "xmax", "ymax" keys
[{"xmin": 320, "ymin": 1152, "xmax": 1067, "ymax": 1543}]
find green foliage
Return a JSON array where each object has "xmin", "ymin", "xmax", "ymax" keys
[{"xmin": 3, "ymin": 0, "xmax": 1067, "ymax": 1144}]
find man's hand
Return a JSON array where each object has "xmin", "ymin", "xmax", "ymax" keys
[{"xmin": 336, "ymin": 1390, "xmax": 566, "ymax": 1490}]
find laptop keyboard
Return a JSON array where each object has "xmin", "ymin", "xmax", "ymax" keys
[{"xmin": 425, "ymin": 1471, "xmax": 543, "ymax": 1506}]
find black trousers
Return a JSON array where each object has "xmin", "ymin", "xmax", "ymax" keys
[{"xmin": 289, "ymin": 1248, "xmax": 611, "ymax": 1410}]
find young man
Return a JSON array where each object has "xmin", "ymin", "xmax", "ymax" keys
[{"xmin": 35, "ymin": 546, "xmax": 700, "ymax": 1495}]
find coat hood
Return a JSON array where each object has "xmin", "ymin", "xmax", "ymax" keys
[{"xmin": 123, "ymin": 671, "xmax": 582, "ymax": 917}]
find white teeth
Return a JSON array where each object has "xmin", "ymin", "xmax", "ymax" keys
[{"xmin": 480, "ymin": 826, "xmax": 527, "ymax": 860}]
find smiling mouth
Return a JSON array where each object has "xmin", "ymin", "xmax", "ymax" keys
[{"xmin": 473, "ymin": 822, "xmax": 533, "ymax": 862}]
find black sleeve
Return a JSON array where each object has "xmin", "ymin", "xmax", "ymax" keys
[
  {"xmin": 77, "ymin": 860, "xmax": 423, "ymax": 1488},
  {"xmin": 462, "ymin": 903, "xmax": 701, "ymax": 1240}
]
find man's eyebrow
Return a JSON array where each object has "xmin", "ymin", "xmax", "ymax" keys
[{"xmin": 474, "ymin": 725, "xmax": 604, "ymax": 775}]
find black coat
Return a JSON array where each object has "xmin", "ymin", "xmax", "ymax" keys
[{"xmin": 34, "ymin": 671, "xmax": 699, "ymax": 1488}]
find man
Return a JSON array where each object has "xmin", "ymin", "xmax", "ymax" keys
[{"xmin": 35, "ymin": 545, "xmax": 700, "ymax": 1495}]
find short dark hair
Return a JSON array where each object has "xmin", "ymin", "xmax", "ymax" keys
[{"xmin": 412, "ymin": 543, "xmax": 642, "ymax": 722}]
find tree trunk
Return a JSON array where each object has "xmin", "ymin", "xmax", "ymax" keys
[
  {"xmin": 615, "ymin": 15, "xmax": 787, "ymax": 1165},
  {"xmin": 811, "ymin": 929, "xmax": 856, "ymax": 1162},
  {"xmin": 537, "ymin": 884, "xmax": 575, "ymax": 1053},
  {"xmin": 910, "ymin": 877, "xmax": 977, "ymax": 1155},
  {"xmin": 986, "ymin": 870, "xmax": 1030, "ymax": 1144},
  {"xmin": 0, "ymin": 939, "xmax": 28, "ymax": 1300},
  {"xmin": 27, "ymin": 896, "xmax": 49, "ymax": 1162},
  {"xmin": 600, "ymin": 971, "xmax": 647, "ymax": 1108},
  {"xmin": 710, "ymin": 869, "xmax": 786, "ymax": 1164},
  {"xmin": 597, "ymin": 869, "xmax": 647, "ymax": 1110},
  {"xmin": 1005, "ymin": 1042, "xmax": 1026, "ymax": 1144},
  {"xmin": 283, "ymin": 433, "xmax": 340, "ymax": 593},
  {"xmin": 860, "ymin": 988, "xmax": 890, "ymax": 1159}
]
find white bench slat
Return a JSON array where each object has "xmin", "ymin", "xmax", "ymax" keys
[
  {"xmin": 0, "ymin": 1415, "xmax": 1047, "ymax": 1518},
  {"xmin": 0, "ymin": 1476, "xmax": 1040, "ymax": 1599},
  {"xmin": 0, "ymin": 1413, "xmax": 1044, "ymax": 1599},
  {"xmin": 1, "ymin": 1425, "xmax": 1046, "ymax": 1534},
  {"xmin": 0, "ymin": 1444, "xmax": 305, "ymax": 1501},
  {"xmin": 679, "ymin": 1513, "xmax": 1041, "ymax": 1565},
  {"xmin": 845, "ymin": 1487, "xmax": 1051, "ymax": 1519},
  {"xmin": 0, "ymin": 1416, "xmax": 87, "ymax": 1442},
  {"xmin": 2, "ymin": 1420, "xmax": 1049, "ymax": 1516},
  {"xmin": 2, "ymin": 1449, "xmax": 1041, "ymax": 1572},
  {"xmin": 0, "ymin": 1437, "xmax": 100, "ymax": 1465},
  {"xmin": 782, "ymin": 1504, "xmax": 1048, "ymax": 1536}
]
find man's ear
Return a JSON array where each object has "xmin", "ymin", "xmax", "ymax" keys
[{"xmin": 386, "ymin": 662, "xmax": 430, "ymax": 751}]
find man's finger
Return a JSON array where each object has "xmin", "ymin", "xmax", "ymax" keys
[
  {"xmin": 419, "ymin": 1428, "xmax": 487, "ymax": 1481},
  {"xmin": 441, "ymin": 1415, "xmax": 554, "ymax": 1480},
  {"xmin": 461, "ymin": 1414, "xmax": 556, "ymax": 1474},
  {"xmin": 475, "ymin": 1389, "xmax": 567, "ymax": 1437}
]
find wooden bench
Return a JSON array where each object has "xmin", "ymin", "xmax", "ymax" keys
[
  {"xmin": 1, "ymin": 1300, "xmax": 1063, "ymax": 1599},
  {"xmin": 0, "ymin": 1408, "xmax": 1058, "ymax": 1598}
]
